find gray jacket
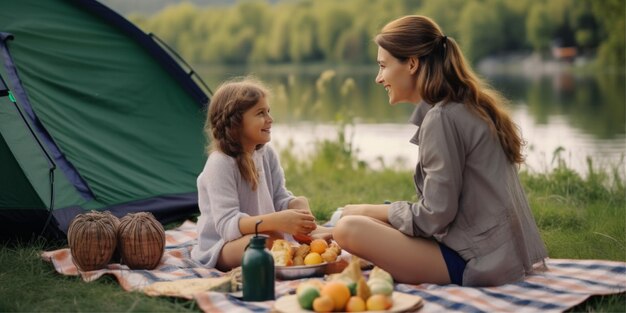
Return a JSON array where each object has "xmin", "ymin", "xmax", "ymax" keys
[{"xmin": 388, "ymin": 101, "xmax": 548, "ymax": 286}]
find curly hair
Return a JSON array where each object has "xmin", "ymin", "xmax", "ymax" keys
[
  {"xmin": 375, "ymin": 15, "xmax": 525, "ymax": 164},
  {"xmin": 206, "ymin": 77, "xmax": 269, "ymax": 190}
]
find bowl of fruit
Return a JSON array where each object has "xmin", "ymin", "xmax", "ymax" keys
[{"xmin": 271, "ymin": 238, "xmax": 343, "ymax": 280}]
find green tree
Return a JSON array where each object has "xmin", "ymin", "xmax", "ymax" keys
[
  {"xmin": 195, "ymin": 10, "xmax": 226, "ymax": 63},
  {"xmin": 591, "ymin": 0, "xmax": 625, "ymax": 68},
  {"xmin": 334, "ymin": 23, "xmax": 370, "ymax": 63},
  {"xmin": 235, "ymin": 1, "xmax": 272, "ymax": 63},
  {"xmin": 146, "ymin": 2, "xmax": 199, "ymax": 57},
  {"xmin": 128, "ymin": 0, "xmax": 623, "ymax": 68},
  {"xmin": 458, "ymin": 0, "xmax": 507, "ymax": 61},
  {"xmin": 316, "ymin": 4, "xmax": 353, "ymax": 61},
  {"xmin": 288, "ymin": 9, "xmax": 320, "ymax": 63},
  {"xmin": 265, "ymin": 8, "xmax": 292, "ymax": 63},
  {"xmin": 418, "ymin": 0, "xmax": 467, "ymax": 39},
  {"xmin": 236, "ymin": 0, "xmax": 271, "ymax": 32},
  {"xmin": 569, "ymin": 0, "xmax": 600, "ymax": 55},
  {"xmin": 501, "ymin": 0, "xmax": 532, "ymax": 52},
  {"xmin": 526, "ymin": 3, "xmax": 555, "ymax": 53}
]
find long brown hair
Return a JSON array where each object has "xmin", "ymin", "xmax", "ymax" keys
[
  {"xmin": 375, "ymin": 15, "xmax": 524, "ymax": 164},
  {"xmin": 206, "ymin": 77, "xmax": 269, "ymax": 190}
]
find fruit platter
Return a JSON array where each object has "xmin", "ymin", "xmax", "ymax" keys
[
  {"xmin": 271, "ymin": 238, "xmax": 345, "ymax": 280},
  {"xmin": 273, "ymin": 256, "xmax": 424, "ymax": 312},
  {"xmin": 274, "ymin": 292, "xmax": 423, "ymax": 313}
]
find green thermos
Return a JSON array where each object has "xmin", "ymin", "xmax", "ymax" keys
[{"xmin": 242, "ymin": 220, "xmax": 275, "ymax": 301}]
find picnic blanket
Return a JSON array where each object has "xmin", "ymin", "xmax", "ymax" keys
[{"xmin": 42, "ymin": 220, "xmax": 626, "ymax": 313}]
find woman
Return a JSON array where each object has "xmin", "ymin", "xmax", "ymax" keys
[{"xmin": 332, "ymin": 15, "xmax": 547, "ymax": 286}]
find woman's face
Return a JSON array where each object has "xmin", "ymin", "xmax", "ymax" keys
[
  {"xmin": 375, "ymin": 46, "xmax": 419, "ymax": 105},
  {"xmin": 240, "ymin": 96, "xmax": 272, "ymax": 153}
]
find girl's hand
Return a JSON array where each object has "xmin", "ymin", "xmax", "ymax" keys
[{"xmin": 275, "ymin": 209, "xmax": 316, "ymax": 236}]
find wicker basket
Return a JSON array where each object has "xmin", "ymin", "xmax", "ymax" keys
[
  {"xmin": 117, "ymin": 212, "xmax": 165, "ymax": 270},
  {"xmin": 67, "ymin": 211, "xmax": 119, "ymax": 271},
  {"xmin": 102, "ymin": 212, "xmax": 121, "ymax": 263}
]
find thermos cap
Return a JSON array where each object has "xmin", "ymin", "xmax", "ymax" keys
[{"xmin": 249, "ymin": 234, "xmax": 268, "ymax": 246}]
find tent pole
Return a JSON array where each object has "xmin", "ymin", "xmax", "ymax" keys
[{"xmin": 148, "ymin": 33, "xmax": 213, "ymax": 96}]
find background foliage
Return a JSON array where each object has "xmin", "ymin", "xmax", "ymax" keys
[{"xmin": 128, "ymin": 0, "xmax": 624, "ymax": 68}]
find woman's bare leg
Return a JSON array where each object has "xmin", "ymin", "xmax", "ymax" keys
[
  {"xmin": 216, "ymin": 231, "xmax": 284, "ymax": 272},
  {"xmin": 332, "ymin": 215, "xmax": 450, "ymax": 285}
]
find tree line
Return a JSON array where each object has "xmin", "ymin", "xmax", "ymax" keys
[{"xmin": 129, "ymin": 0, "xmax": 624, "ymax": 68}]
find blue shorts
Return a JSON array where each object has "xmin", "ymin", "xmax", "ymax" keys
[{"xmin": 439, "ymin": 243, "xmax": 466, "ymax": 285}]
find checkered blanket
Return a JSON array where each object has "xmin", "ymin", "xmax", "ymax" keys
[{"xmin": 41, "ymin": 220, "xmax": 625, "ymax": 313}]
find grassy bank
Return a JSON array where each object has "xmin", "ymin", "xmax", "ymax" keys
[{"xmin": 1, "ymin": 136, "xmax": 624, "ymax": 312}]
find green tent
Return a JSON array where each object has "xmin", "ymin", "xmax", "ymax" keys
[{"xmin": 0, "ymin": 0, "xmax": 210, "ymax": 240}]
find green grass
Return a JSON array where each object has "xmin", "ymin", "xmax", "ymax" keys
[
  {"xmin": 1, "ymin": 137, "xmax": 624, "ymax": 312},
  {"xmin": 0, "ymin": 240, "xmax": 198, "ymax": 312},
  {"xmin": 521, "ymin": 156, "xmax": 626, "ymax": 262}
]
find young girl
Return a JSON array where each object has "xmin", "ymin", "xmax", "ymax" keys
[
  {"xmin": 332, "ymin": 15, "xmax": 548, "ymax": 286},
  {"xmin": 191, "ymin": 77, "xmax": 318, "ymax": 271}
]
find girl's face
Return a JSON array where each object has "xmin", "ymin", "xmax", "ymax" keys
[
  {"xmin": 375, "ymin": 46, "xmax": 420, "ymax": 105},
  {"xmin": 240, "ymin": 96, "xmax": 273, "ymax": 153}
]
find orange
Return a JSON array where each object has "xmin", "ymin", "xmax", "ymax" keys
[
  {"xmin": 293, "ymin": 233, "xmax": 313, "ymax": 244},
  {"xmin": 310, "ymin": 239, "xmax": 329, "ymax": 254},
  {"xmin": 304, "ymin": 252, "xmax": 323, "ymax": 265},
  {"xmin": 320, "ymin": 281, "xmax": 351, "ymax": 311},
  {"xmin": 312, "ymin": 294, "xmax": 334, "ymax": 313},
  {"xmin": 345, "ymin": 296, "xmax": 366, "ymax": 312},
  {"xmin": 366, "ymin": 294, "xmax": 393, "ymax": 311}
]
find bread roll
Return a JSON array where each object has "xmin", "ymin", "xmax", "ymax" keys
[{"xmin": 270, "ymin": 239, "xmax": 293, "ymax": 266}]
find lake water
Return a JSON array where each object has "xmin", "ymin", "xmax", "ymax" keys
[{"xmin": 198, "ymin": 65, "xmax": 625, "ymax": 176}]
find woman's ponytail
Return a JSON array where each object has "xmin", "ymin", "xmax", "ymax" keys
[{"xmin": 443, "ymin": 37, "xmax": 525, "ymax": 164}]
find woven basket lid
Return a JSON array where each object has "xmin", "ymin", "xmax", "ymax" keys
[
  {"xmin": 118, "ymin": 212, "xmax": 165, "ymax": 270},
  {"xmin": 67, "ymin": 211, "xmax": 118, "ymax": 271}
]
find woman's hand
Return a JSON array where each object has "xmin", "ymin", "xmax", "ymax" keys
[
  {"xmin": 341, "ymin": 204, "xmax": 365, "ymax": 216},
  {"xmin": 341, "ymin": 204, "xmax": 390, "ymax": 223},
  {"xmin": 309, "ymin": 225, "xmax": 333, "ymax": 241}
]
